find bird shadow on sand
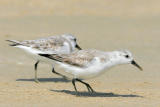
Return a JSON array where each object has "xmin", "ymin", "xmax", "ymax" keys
[
  {"xmin": 16, "ymin": 78, "xmax": 70, "ymax": 83},
  {"xmin": 51, "ymin": 89, "xmax": 143, "ymax": 98}
]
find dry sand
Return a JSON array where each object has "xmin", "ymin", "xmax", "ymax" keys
[{"xmin": 0, "ymin": 0, "xmax": 160, "ymax": 107}]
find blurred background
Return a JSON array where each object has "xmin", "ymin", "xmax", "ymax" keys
[
  {"xmin": 0, "ymin": 0, "xmax": 160, "ymax": 106},
  {"xmin": 0, "ymin": 0, "xmax": 160, "ymax": 17}
]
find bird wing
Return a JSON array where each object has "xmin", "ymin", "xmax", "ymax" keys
[
  {"xmin": 39, "ymin": 50, "xmax": 95, "ymax": 68},
  {"xmin": 24, "ymin": 37, "xmax": 65, "ymax": 51},
  {"xmin": 7, "ymin": 36, "xmax": 67, "ymax": 54}
]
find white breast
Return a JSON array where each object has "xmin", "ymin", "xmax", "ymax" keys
[
  {"xmin": 15, "ymin": 45, "xmax": 45, "ymax": 55},
  {"xmin": 56, "ymin": 57, "xmax": 112, "ymax": 79}
]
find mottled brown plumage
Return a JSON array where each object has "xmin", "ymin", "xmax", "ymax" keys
[
  {"xmin": 19, "ymin": 36, "xmax": 67, "ymax": 52},
  {"xmin": 40, "ymin": 49, "xmax": 108, "ymax": 68}
]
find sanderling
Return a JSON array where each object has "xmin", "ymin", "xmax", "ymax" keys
[
  {"xmin": 6, "ymin": 34, "xmax": 82, "ymax": 83},
  {"xmin": 39, "ymin": 49, "xmax": 142, "ymax": 92}
]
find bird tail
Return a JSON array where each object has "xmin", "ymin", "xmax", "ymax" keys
[{"xmin": 6, "ymin": 40, "xmax": 22, "ymax": 46}]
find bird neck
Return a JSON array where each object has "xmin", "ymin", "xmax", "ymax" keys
[
  {"xmin": 63, "ymin": 38, "xmax": 74, "ymax": 52},
  {"xmin": 105, "ymin": 51, "xmax": 122, "ymax": 67}
]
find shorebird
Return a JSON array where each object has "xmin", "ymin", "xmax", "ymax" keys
[
  {"xmin": 6, "ymin": 34, "xmax": 82, "ymax": 83},
  {"xmin": 39, "ymin": 49, "xmax": 142, "ymax": 92}
]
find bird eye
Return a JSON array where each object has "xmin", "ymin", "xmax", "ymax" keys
[
  {"xmin": 125, "ymin": 55, "xmax": 129, "ymax": 58},
  {"xmin": 74, "ymin": 38, "xmax": 76, "ymax": 41}
]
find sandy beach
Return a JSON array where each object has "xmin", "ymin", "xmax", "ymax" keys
[{"xmin": 0, "ymin": 0, "xmax": 160, "ymax": 107}]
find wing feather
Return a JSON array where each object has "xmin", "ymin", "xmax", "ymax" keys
[{"xmin": 39, "ymin": 51, "xmax": 95, "ymax": 67}]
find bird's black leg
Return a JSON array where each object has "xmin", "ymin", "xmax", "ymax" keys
[
  {"xmin": 75, "ymin": 78, "xmax": 94, "ymax": 93},
  {"xmin": 72, "ymin": 79, "xmax": 77, "ymax": 92},
  {"xmin": 34, "ymin": 61, "xmax": 39, "ymax": 83},
  {"xmin": 34, "ymin": 61, "xmax": 39, "ymax": 70},
  {"xmin": 52, "ymin": 67, "xmax": 67, "ymax": 79}
]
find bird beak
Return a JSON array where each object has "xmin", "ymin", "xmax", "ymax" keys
[
  {"xmin": 75, "ymin": 44, "xmax": 82, "ymax": 50},
  {"xmin": 131, "ymin": 60, "xmax": 143, "ymax": 71}
]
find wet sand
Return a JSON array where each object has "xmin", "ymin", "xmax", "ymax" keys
[{"xmin": 0, "ymin": 1, "xmax": 160, "ymax": 107}]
